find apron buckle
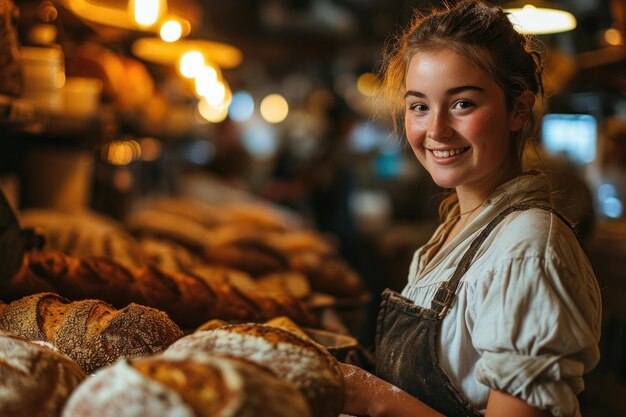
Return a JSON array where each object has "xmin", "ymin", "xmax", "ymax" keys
[{"xmin": 432, "ymin": 283, "xmax": 455, "ymax": 319}]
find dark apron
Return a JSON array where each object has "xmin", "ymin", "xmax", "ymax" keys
[{"xmin": 375, "ymin": 203, "xmax": 577, "ymax": 417}]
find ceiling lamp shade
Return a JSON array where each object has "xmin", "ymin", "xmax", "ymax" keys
[
  {"xmin": 505, "ymin": 1, "xmax": 577, "ymax": 34},
  {"xmin": 131, "ymin": 38, "xmax": 243, "ymax": 69}
]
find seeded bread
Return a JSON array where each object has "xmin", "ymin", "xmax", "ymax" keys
[{"xmin": 0, "ymin": 292, "xmax": 183, "ymax": 374}]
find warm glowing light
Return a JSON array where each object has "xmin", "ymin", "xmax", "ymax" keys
[
  {"xmin": 202, "ymin": 81, "xmax": 226, "ymax": 106},
  {"xmin": 194, "ymin": 65, "xmax": 219, "ymax": 97},
  {"xmin": 104, "ymin": 140, "xmax": 142, "ymax": 166},
  {"xmin": 130, "ymin": 0, "xmax": 166, "ymax": 27},
  {"xmin": 179, "ymin": 51, "xmax": 204, "ymax": 78},
  {"xmin": 506, "ymin": 4, "xmax": 576, "ymax": 34},
  {"xmin": 357, "ymin": 72, "xmax": 380, "ymax": 97},
  {"xmin": 260, "ymin": 94, "xmax": 289, "ymax": 124},
  {"xmin": 197, "ymin": 98, "xmax": 229, "ymax": 123},
  {"xmin": 160, "ymin": 19, "xmax": 182, "ymax": 42},
  {"xmin": 604, "ymin": 28, "xmax": 624, "ymax": 46},
  {"xmin": 132, "ymin": 37, "xmax": 243, "ymax": 69}
]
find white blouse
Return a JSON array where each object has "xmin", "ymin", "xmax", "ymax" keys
[{"xmin": 401, "ymin": 172, "xmax": 601, "ymax": 417}]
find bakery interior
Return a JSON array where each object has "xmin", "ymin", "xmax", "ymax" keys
[{"xmin": 1, "ymin": 0, "xmax": 625, "ymax": 416}]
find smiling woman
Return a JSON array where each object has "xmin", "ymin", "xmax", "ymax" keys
[{"xmin": 339, "ymin": 1, "xmax": 602, "ymax": 417}]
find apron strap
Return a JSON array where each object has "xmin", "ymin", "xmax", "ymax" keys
[{"xmin": 430, "ymin": 203, "xmax": 578, "ymax": 319}]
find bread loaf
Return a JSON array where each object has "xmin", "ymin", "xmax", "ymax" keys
[
  {"xmin": 165, "ymin": 323, "xmax": 344, "ymax": 417},
  {"xmin": 19, "ymin": 209, "xmax": 147, "ymax": 268},
  {"xmin": 0, "ymin": 331, "xmax": 86, "ymax": 417},
  {"xmin": 0, "ymin": 292, "xmax": 183, "ymax": 374},
  {"xmin": 6, "ymin": 250, "xmax": 318, "ymax": 328},
  {"xmin": 62, "ymin": 353, "xmax": 312, "ymax": 417}
]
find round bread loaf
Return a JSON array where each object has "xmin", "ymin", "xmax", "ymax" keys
[
  {"xmin": 0, "ymin": 292, "xmax": 184, "ymax": 374},
  {"xmin": 164, "ymin": 323, "xmax": 344, "ymax": 417},
  {"xmin": 62, "ymin": 353, "xmax": 312, "ymax": 417},
  {"xmin": 0, "ymin": 331, "xmax": 86, "ymax": 417}
]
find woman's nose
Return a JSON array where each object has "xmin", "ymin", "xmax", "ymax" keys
[{"xmin": 427, "ymin": 110, "xmax": 452, "ymax": 140}]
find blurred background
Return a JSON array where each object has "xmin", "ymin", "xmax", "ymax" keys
[{"xmin": 0, "ymin": 1, "xmax": 625, "ymax": 415}]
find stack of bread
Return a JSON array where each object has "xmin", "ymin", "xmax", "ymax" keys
[
  {"xmin": 125, "ymin": 197, "xmax": 367, "ymax": 300},
  {"xmin": 0, "ymin": 311, "xmax": 345, "ymax": 416}
]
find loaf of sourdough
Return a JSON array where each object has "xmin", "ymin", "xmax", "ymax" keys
[
  {"xmin": 0, "ymin": 331, "xmax": 86, "ymax": 417},
  {"xmin": 6, "ymin": 250, "xmax": 318, "ymax": 328},
  {"xmin": 62, "ymin": 353, "xmax": 312, "ymax": 417},
  {"xmin": 165, "ymin": 323, "xmax": 344, "ymax": 417},
  {"xmin": 0, "ymin": 292, "xmax": 183, "ymax": 374}
]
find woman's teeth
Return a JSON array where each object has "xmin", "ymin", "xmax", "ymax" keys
[{"xmin": 432, "ymin": 147, "xmax": 468, "ymax": 158}]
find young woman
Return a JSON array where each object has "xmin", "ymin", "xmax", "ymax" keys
[{"xmin": 340, "ymin": 1, "xmax": 602, "ymax": 417}]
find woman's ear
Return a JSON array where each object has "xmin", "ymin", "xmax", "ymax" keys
[{"xmin": 510, "ymin": 90, "xmax": 536, "ymax": 132}]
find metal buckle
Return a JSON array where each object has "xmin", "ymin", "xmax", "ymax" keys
[{"xmin": 432, "ymin": 283, "xmax": 455, "ymax": 319}]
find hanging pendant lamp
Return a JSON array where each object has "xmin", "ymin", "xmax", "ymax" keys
[{"xmin": 504, "ymin": 1, "xmax": 577, "ymax": 34}]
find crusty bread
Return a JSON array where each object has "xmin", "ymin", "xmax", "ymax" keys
[
  {"xmin": 19, "ymin": 208, "xmax": 147, "ymax": 268},
  {"xmin": 0, "ymin": 331, "xmax": 86, "ymax": 417},
  {"xmin": 0, "ymin": 292, "xmax": 183, "ymax": 374},
  {"xmin": 6, "ymin": 250, "xmax": 318, "ymax": 328},
  {"xmin": 165, "ymin": 323, "xmax": 344, "ymax": 417},
  {"xmin": 62, "ymin": 353, "xmax": 312, "ymax": 417}
]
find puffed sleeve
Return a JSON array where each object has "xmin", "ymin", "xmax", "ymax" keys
[{"xmin": 472, "ymin": 246, "xmax": 601, "ymax": 417}]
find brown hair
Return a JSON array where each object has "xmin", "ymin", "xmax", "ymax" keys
[{"xmin": 378, "ymin": 0, "xmax": 545, "ymax": 220}]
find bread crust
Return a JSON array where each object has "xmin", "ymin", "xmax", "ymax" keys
[
  {"xmin": 165, "ymin": 323, "xmax": 344, "ymax": 417},
  {"xmin": 0, "ymin": 331, "xmax": 86, "ymax": 417},
  {"xmin": 6, "ymin": 250, "xmax": 318, "ymax": 328},
  {"xmin": 62, "ymin": 354, "xmax": 312, "ymax": 417},
  {"xmin": 0, "ymin": 292, "xmax": 183, "ymax": 374}
]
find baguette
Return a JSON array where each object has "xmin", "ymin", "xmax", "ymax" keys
[
  {"xmin": 6, "ymin": 250, "xmax": 318, "ymax": 328},
  {"xmin": 0, "ymin": 331, "xmax": 86, "ymax": 417},
  {"xmin": 0, "ymin": 292, "xmax": 183, "ymax": 374}
]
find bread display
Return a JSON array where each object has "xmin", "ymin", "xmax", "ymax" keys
[
  {"xmin": 0, "ymin": 331, "xmax": 86, "ymax": 417},
  {"xmin": 19, "ymin": 209, "xmax": 147, "ymax": 268},
  {"xmin": 0, "ymin": 292, "xmax": 183, "ymax": 374},
  {"xmin": 5, "ymin": 250, "xmax": 318, "ymax": 328},
  {"xmin": 165, "ymin": 323, "xmax": 344, "ymax": 417},
  {"xmin": 61, "ymin": 354, "xmax": 312, "ymax": 417}
]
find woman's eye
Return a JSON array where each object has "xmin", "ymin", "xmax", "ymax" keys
[
  {"xmin": 453, "ymin": 100, "xmax": 474, "ymax": 110},
  {"xmin": 408, "ymin": 103, "xmax": 428, "ymax": 112}
]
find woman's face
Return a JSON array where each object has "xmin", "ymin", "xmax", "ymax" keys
[{"xmin": 404, "ymin": 48, "xmax": 525, "ymax": 198}]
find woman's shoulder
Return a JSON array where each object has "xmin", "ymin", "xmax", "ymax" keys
[{"xmin": 485, "ymin": 206, "xmax": 580, "ymax": 260}]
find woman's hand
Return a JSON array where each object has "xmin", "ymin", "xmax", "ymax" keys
[{"xmin": 340, "ymin": 363, "xmax": 445, "ymax": 417}]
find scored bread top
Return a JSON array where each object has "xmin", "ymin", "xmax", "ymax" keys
[
  {"xmin": 62, "ymin": 354, "xmax": 311, "ymax": 417},
  {"xmin": 0, "ymin": 292, "xmax": 184, "ymax": 374},
  {"xmin": 164, "ymin": 323, "xmax": 344, "ymax": 417}
]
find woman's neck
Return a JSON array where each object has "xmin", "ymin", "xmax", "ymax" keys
[{"xmin": 455, "ymin": 161, "xmax": 522, "ymax": 216}]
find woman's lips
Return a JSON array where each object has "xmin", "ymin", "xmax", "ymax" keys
[{"xmin": 428, "ymin": 146, "xmax": 470, "ymax": 163}]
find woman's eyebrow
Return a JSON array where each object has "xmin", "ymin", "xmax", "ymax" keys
[{"xmin": 404, "ymin": 85, "xmax": 485, "ymax": 99}]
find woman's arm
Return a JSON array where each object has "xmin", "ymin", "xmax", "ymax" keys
[
  {"xmin": 340, "ymin": 363, "xmax": 445, "ymax": 417},
  {"xmin": 485, "ymin": 390, "xmax": 553, "ymax": 417},
  {"xmin": 341, "ymin": 364, "xmax": 554, "ymax": 417}
]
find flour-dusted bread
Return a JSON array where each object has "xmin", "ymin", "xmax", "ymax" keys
[
  {"xmin": 164, "ymin": 323, "xmax": 344, "ymax": 417},
  {"xmin": 0, "ymin": 292, "xmax": 183, "ymax": 374},
  {"xmin": 0, "ymin": 331, "xmax": 86, "ymax": 417},
  {"xmin": 62, "ymin": 353, "xmax": 312, "ymax": 417}
]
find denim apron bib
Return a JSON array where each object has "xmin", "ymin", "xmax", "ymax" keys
[{"xmin": 375, "ymin": 203, "xmax": 576, "ymax": 417}]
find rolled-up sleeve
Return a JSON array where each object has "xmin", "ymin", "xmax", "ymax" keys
[{"xmin": 472, "ymin": 252, "xmax": 601, "ymax": 417}]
